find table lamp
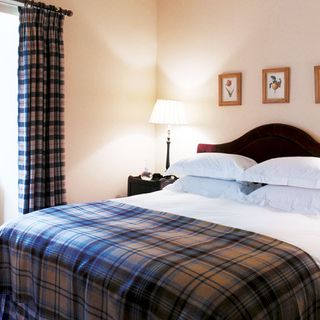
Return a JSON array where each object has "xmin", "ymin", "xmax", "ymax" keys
[{"xmin": 149, "ymin": 99, "xmax": 187, "ymax": 170}]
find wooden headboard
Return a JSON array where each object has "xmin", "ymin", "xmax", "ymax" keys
[{"xmin": 197, "ymin": 123, "xmax": 320, "ymax": 163}]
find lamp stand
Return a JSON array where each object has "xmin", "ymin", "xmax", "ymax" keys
[{"xmin": 166, "ymin": 127, "xmax": 171, "ymax": 170}]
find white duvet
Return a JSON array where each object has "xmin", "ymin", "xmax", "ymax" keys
[{"xmin": 116, "ymin": 189, "xmax": 320, "ymax": 267}]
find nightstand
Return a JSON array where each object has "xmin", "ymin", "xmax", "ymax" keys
[{"xmin": 127, "ymin": 175, "xmax": 177, "ymax": 196}]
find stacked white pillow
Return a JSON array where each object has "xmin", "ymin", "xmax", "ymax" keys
[
  {"xmin": 241, "ymin": 157, "xmax": 320, "ymax": 189},
  {"xmin": 240, "ymin": 157, "xmax": 320, "ymax": 215},
  {"xmin": 165, "ymin": 153, "xmax": 320, "ymax": 215},
  {"xmin": 246, "ymin": 185, "xmax": 320, "ymax": 214},
  {"xmin": 165, "ymin": 152, "xmax": 257, "ymax": 180},
  {"xmin": 165, "ymin": 175, "xmax": 259, "ymax": 201},
  {"xmin": 164, "ymin": 153, "xmax": 258, "ymax": 201}
]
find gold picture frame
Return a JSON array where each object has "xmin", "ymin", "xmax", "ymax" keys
[
  {"xmin": 262, "ymin": 67, "xmax": 290, "ymax": 103},
  {"xmin": 314, "ymin": 66, "xmax": 320, "ymax": 103},
  {"xmin": 218, "ymin": 72, "xmax": 242, "ymax": 106}
]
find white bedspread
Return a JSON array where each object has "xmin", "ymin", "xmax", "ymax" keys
[{"xmin": 116, "ymin": 189, "xmax": 320, "ymax": 266}]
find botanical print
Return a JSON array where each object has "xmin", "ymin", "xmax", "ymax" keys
[
  {"xmin": 262, "ymin": 67, "xmax": 289, "ymax": 103},
  {"xmin": 269, "ymin": 75, "xmax": 281, "ymax": 91},
  {"xmin": 266, "ymin": 72, "xmax": 285, "ymax": 100},
  {"xmin": 219, "ymin": 72, "xmax": 241, "ymax": 106},
  {"xmin": 222, "ymin": 77, "xmax": 237, "ymax": 102}
]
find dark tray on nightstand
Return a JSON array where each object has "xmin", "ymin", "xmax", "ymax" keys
[{"xmin": 127, "ymin": 174, "xmax": 177, "ymax": 196}]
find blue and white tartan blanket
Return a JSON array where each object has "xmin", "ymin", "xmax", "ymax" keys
[{"xmin": 0, "ymin": 200, "xmax": 319, "ymax": 319}]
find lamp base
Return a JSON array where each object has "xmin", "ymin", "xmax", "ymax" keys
[
  {"xmin": 166, "ymin": 135, "xmax": 170, "ymax": 170},
  {"xmin": 165, "ymin": 127, "xmax": 172, "ymax": 170}
]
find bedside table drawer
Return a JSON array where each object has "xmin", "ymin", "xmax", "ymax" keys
[{"xmin": 127, "ymin": 175, "xmax": 177, "ymax": 196}]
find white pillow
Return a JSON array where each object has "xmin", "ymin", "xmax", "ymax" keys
[
  {"xmin": 247, "ymin": 184, "xmax": 320, "ymax": 215},
  {"xmin": 164, "ymin": 175, "xmax": 260, "ymax": 201},
  {"xmin": 165, "ymin": 153, "xmax": 257, "ymax": 180},
  {"xmin": 241, "ymin": 157, "xmax": 320, "ymax": 189}
]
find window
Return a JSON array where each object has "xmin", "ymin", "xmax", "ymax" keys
[{"xmin": 0, "ymin": 6, "xmax": 19, "ymax": 224}]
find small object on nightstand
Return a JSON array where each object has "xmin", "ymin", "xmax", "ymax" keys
[
  {"xmin": 127, "ymin": 174, "xmax": 177, "ymax": 196},
  {"xmin": 151, "ymin": 173, "xmax": 162, "ymax": 180},
  {"xmin": 141, "ymin": 169, "xmax": 152, "ymax": 180}
]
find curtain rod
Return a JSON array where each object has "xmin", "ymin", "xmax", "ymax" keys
[{"xmin": 0, "ymin": 0, "xmax": 73, "ymax": 17}]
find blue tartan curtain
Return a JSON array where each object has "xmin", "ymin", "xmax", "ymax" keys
[{"xmin": 18, "ymin": 7, "xmax": 66, "ymax": 214}]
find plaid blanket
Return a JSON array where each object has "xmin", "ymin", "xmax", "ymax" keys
[{"xmin": 0, "ymin": 201, "xmax": 319, "ymax": 320}]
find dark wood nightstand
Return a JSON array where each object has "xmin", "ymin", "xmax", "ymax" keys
[{"xmin": 127, "ymin": 175, "xmax": 177, "ymax": 196}]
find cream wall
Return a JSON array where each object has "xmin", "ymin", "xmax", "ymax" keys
[
  {"xmin": 43, "ymin": 0, "xmax": 320, "ymax": 202},
  {"xmin": 50, "ymin": 0, "xmax": 157, "ymax": 202},
  {"xmin": 156, "ymin": 0, "xmax": 320, "ymax": 171}
]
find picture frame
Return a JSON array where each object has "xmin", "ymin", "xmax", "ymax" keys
[
  {"xmin": 262, "ymin": 67, "xmax": 290, "ymax": 103},
  {"xmin": 218, "ymin": 72, "xmax": 242, "ymax": 106},
  {"xmin": 314, "ymin": 65, "xmax": 320, "ymax": 103}
]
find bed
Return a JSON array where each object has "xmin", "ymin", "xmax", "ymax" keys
[{"xmin": 0, "ymin": 123, "xmax": 320, "ymax": 320}]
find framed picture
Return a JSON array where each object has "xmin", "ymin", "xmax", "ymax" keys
[
  {"xmin": 262, "ymin": 67, "xmax": 290, "ymax": 103},
  {"xmin": 314, "ymin": 66, "xmax": 320, "ymax": 103},
  {"xmin": 218, "ymin": 72, "xmax": 242, "ymax": 106}
]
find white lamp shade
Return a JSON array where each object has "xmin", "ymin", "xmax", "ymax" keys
[{"xmin": 149, "ymin": 99, "xmax": 187, "ymax": 125}]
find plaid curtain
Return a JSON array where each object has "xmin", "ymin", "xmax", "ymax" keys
[{"xmin": 18, "ymin": 7, "xmax": 66, "ymax": 214}]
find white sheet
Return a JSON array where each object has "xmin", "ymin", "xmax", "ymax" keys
[{"xmin": 115, "ymin": 189, "xmax": 320, "ymax": 266}]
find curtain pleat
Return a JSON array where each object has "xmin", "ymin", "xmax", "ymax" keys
[{"xmin": 18, "ymin": 7, "xmax": 66, "ymax": 214}]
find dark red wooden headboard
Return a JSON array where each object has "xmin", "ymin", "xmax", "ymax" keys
[{"xmin": 197, "ymin": 123, "xmax": 320, "ymax": 163}]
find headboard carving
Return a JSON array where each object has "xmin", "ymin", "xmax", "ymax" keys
[{"xmin": 197, "ymin": 123, "xmax": 320, "ymax": 163}]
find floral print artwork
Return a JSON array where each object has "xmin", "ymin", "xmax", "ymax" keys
[
  {"xmin": 225, "ymin": 79, "xmax": 234, "ymax": 97},
  {"xmin": 223, "ymin": 77, "xmax": 237, "ymax": 101},
  {"xmin": 219, "ymin": 72, "xmax": 241, "ymax": 106}
]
